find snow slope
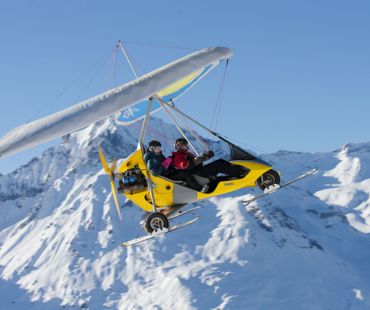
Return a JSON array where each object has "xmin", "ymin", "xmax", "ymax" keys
[{"xmin": 0, "ymin": 119, "xmax": 369, "ymax": 310}]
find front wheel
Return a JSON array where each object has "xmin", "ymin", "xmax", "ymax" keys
[
  {"xmin": 256, "ymin": 169, "xmax": 280, "ymax": 191},
  {"xmin": 145, "ymin": 212, "xmax": 170, "ymax": 234}
]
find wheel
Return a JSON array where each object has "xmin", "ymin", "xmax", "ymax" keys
[
  {"xmin": 145, "ymin": 212, "xmax": 170, "ymax": 234},
  {"xmin": 256, "ymin": 169, "xmax": 280, "ymax": 191}
]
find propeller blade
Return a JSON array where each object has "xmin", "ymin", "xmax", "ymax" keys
[
  {"xmin": 98, "ymin": 146, "xmax": 111, "ymax": 175},
  {"xmin": 110, "ymin": 179, "xmax": 123, "ymax": 221},
  {"xmin": 110, "ymin": 159, "xmax": 118, "ymax": 175},
  {"xmin": 99, "ymin": 146, "xmax": 122, "ymax": 221}
]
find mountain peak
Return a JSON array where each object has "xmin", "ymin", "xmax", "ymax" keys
[
  {"xmin": 1, "ymin": 119, "xmax": 370, "ymax": 309},
  {"xmin": 341, "ymin": 141, "xmax": 370, "ymax": 154}
]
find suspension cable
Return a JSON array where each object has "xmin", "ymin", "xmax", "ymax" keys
[
  {"xmin": 156, "ymin": 96, "xmax": 221, "ymax": 138},
  {"xmin": 74, "ymin": 52, "xmax": 114, "ymax": 103},
  {"xmin": 111, "ymin": 41, "xmax": 314, "ymax": 172},
  {"xmin": 119, "ymin": 40, "xmax": 198, "ymax": 51},
  {"xmin": 128, "ymin": 121, "xmax": 175, "ymax": 147},
  {"xmin": 169, "ymin": 100, "xmax": 210, "ymax": 151},
  {"xmin": 110, "ymin": 45, "xmax": 118, "ymax": 87},
  {"xmin": 216, "ymin": 133, "xmax": 316, "ymax": 171},
  {"xmin": 158, "ymin": 99, "xmax": 200, "ymax": 156},
  {"xmin": 26, "ymin": 48, "xmax": 114, "ymax": 123},
  {"xmin": 210, "ymin": 60, "xmax": 229, "ymax": 130}
]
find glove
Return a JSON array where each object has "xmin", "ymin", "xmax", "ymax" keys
[
  {"xmin": 193, "ymin": 156, "xmax": 206, "ymax": 166},
  {"xmin": 203, "ymin": 150, "xmax": 215, "ymax": 160}
]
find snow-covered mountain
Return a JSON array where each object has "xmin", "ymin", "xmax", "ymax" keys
[{"xmin": 0, "ymin": 119, "xmax": 369, "ymax": 310}]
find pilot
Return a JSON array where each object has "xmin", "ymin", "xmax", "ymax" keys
[{"xmin": 171, "ymin": 138, "xmax": 247, "ymax": 180}]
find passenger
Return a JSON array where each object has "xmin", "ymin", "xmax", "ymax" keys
[
  {"xmin": 144, "ymin": 140, "xmax": 167, "ymax": 177},
  {"xmin": 172, "ymin": 138, "xmax": 247, "ymax": 181}
]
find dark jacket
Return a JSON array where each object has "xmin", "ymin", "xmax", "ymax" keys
[{"xmin": 144, "ymin": 151, "xmax": 166, "ymax": 176}]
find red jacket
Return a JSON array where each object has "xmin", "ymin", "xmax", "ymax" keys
[{"xmin": 172, "ymin": 150, "xmax": 195, "ymax": 170}]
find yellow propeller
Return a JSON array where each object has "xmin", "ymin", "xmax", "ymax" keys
[{"xmin": 98, "ymin": 146, "xmax": 123, "ymax": 221}]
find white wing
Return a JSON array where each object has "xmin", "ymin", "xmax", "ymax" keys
[{"xmin": 0, "ymin": 47, "xmax": 232, "ymax": 158}]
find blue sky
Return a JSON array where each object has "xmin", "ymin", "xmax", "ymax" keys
[{"xmin": 0, "ymin": 0, "xmax": 369, "ymax": 174}]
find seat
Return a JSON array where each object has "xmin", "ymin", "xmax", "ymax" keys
[{"xmin": 193, "ymin": 175, "xmax": 211, "ymax": 185}]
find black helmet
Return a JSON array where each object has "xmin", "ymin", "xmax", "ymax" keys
[
  {"xmin": 148, "ymin": 140, "xmax": 162, "ymax": 147},
  {"xmin": 175, "ymin": 138, "xmax": 188, "ymax": 145},
  {"xmin": 175, "ymin": 138, "xmax": 189, "ymax": 151}
]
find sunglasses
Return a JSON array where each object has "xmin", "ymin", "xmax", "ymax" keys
[
  {"xmin": 151, "ymin": 146, "xmax": 162, "ymax": 151},
  {"xmin": 177, "ymin": 143, "xmax": 189, "ymax": 150}
]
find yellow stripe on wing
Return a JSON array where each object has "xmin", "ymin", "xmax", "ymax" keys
[{"xmin": 157, "ymin": 69, "xmax": 202, "ymax": 97}]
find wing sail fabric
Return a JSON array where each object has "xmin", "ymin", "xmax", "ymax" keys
[
  {"xmin": 0, "ymin": 47, "xmax": 232, "ymax": 158},
  {"xmin": 114, "ymin": 63, "xmax": 215, "ymax": 125}
]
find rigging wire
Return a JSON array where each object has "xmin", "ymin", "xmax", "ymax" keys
[
  {"xmin": 160, "ymin": 100, "xmax": 200, "ymax": 156},
  {"xmin": 119, "ymin": 40, "xmax": 198, "ymax": 51},
  {"xmin": 129, "ymin": 121, "xmax": 174, "ymax": 147},
  {"xmin": 110, "ymin": 45, "xmax": 118, "ymax": 87},
  {"xmin": 21, "ymin": 40, "xmax": 196, "ymax": 127},
  {"xmin": 110, "ymin": 41, "xmax": 315, "ymax": 172},
  {"xmin": 210, "ymin": 60, "xmax": 229, "ymax": 131},
  {"xmin": 117, "ymin": 40, "xmax": 146, "ymax": 77},
  {"xmin": 159, "ymin": 98, "xmax": 316, "ymax": 171},
  {"xmin": 214, "ymin": 60, "xmax": 229, "ymax": 130},
  {"xmin": 205, "ymin": 60, "xmax": 314, "ymax": 171},
  {"xmin": 26, "ymin": 47, "xmax": 114, "ymax": 124},
  {"xmin": 178, "ymin": 115, "xmax": 210, "ymax": 151},
  {"xmin": 168, "ymin": 100, "xmax": 210, "ymax": 151},
  {"xmin": 74, "ymin": 49, "xmax": 115, "ymax": 103},
  {"xmin": 218, "ymin": 133, "xmax": 315, "ymax": 171}
]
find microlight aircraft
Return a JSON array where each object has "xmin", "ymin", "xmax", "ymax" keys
[{"xmin": 0, "ymin": 43, "xmax": 316, "ymax": 246}]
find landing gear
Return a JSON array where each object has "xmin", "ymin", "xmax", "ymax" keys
[
  {"xmin": 145, "ymin": 212, "xmax": 170, "ymax": 234},
  {"xmin": 256, "ymin": 169, "xmax": 280, "ymax": 191}
]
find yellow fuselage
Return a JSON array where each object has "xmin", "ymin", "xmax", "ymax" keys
[{"xmin": 118, "ymin": 149, "xmax": 271, "ymax": 212}]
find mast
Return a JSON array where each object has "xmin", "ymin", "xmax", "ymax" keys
[{"xmin": 117, "ymin": 40, "xmax": 139, "ymax": 79}]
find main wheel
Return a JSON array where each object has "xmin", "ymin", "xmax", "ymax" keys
[
  {"xmin": 145, "ymin": 212, "xmax": 170, "ymax": 234},
  {"xmin": 256, "ymin": 169, "xmax": 280, "ymax": 191}
]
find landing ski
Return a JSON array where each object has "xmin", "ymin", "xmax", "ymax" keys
[
  {"xmin": 242, "ymin": 168, "xmax": 318, "ymax": 206},
  {"xmin": 121, "ymin": 216, "xmax": 199, "ymax": 247},
  {"xmin": 168, "ymin": 205, "xmax": 204, "ymax": 220}
]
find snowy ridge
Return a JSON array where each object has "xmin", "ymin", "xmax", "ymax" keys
[{"xmin": 0, "ymin": 119, "xmax": 370, "ymax": 309}]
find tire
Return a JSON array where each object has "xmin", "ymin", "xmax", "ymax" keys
[
  {"xmin": 256, "ymin": 169, "xmax": 280, "ymax": 191},
  {"xmin": 145, "ymin": 212, "xmax": 170, "ymax": 234}
]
